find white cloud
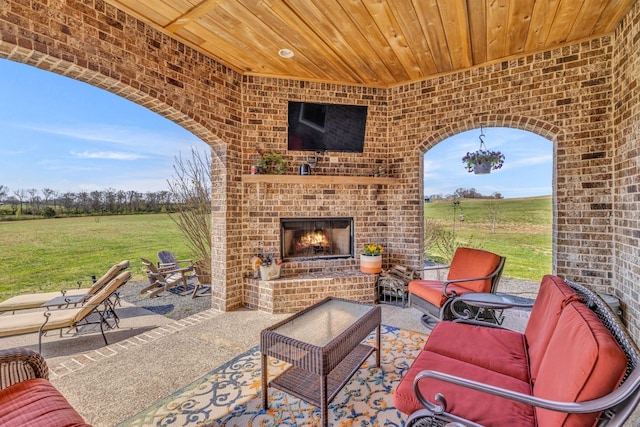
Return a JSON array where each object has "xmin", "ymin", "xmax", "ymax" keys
[{"xmin": 71, "ymin": 151, "xmax": 147, "ymax": 160}]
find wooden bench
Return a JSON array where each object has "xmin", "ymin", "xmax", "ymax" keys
[{"xmin": 394, "ymin": 275, "xmax": 640, "ymax": 427}]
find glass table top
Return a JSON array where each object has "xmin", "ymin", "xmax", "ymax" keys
[{"xmin": 271, "ymin": 299, "xmax": 373, "ymax": 347}]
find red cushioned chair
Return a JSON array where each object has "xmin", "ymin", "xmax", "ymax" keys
[{"xmin": 409, "ymin": 247, "xmax": 505, "ymax": 327}]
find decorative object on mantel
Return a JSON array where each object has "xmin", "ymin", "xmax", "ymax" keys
[
  {"xmin": 251, "ymin": 253, "xmax": 282, "ymax": 280},
  {"xmin": 461, "ymin": 126, "xmax": 505, "ymax": 174},
  {"xmin": 360, "ymin": 243, "xmax": 383, "ymax": 274},
  {"xmin": 258, "ymin": 152, "xmax": 286, "ymax": 175}
]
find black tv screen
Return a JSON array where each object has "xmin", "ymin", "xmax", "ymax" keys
[{"xmin": 287, "ymin": 101, "xmax": 368, "ymax": 153}]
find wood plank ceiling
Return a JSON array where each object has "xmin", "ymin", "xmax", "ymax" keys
[{"xmin": 105, "ymin": 0, "xmax": 636, "ymax": 87}]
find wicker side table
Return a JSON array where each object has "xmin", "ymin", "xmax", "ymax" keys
[{"xmin": 261, "ymin": 297, "xmax": 381, "ymax": 427}]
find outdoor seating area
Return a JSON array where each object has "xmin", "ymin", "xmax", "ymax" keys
[
  {"xmin": 0, "ymin": 260, "xmax": 129, "ymax": 313},
  {"xmin": 0, "ymin": 0, "xmax": 639, "ymax": 426},
  {"xmin": 0, "ymin": 271, "xmax": 131, "ymax": 353},
  {"xmin": 409, "ymin": 247, "xmax": 506, "ymax": 327},
  {"xmin": 396, "ymin": 275, "xmax": 640, "ymax": 427},
  {"xmin": 0, "ymin": 273, "xmax": 638, "ymax": 426}
]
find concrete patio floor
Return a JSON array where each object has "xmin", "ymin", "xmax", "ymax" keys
[{"xmin": 0, "ymin": 281, "xmax": 533, "ymax": 426}]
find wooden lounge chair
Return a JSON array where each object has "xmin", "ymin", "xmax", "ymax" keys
[
  {"xmin": 0, "ymin": 271, "xmax": 131, "ymax": 353},
  {"xmin": 408, "ymin": 247, "xmax": 505, "ymax": 327},
  {"xmin": 0, "ymin": 260, "xmax": 129, "ymax": 314},
  {"xmin": 157, "ymin": 250, "xmax": 194, "ymax": 269},
  {"xmin": 140, "ymin": 258, "xmax": 192, "ymax": 298}
]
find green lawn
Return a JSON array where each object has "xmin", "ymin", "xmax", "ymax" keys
[
  {"xmin": 0, "ymin": 197, "xmax": 553, "ymax": 301},
  {"xmin": 424, "ymin": 196, "xmax": 552, "ymax": 281},
  {"xmin": 0, "ymin": 214, "xmax": 191, "ymax": 301}
]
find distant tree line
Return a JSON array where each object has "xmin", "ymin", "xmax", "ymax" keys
[
  {"xmin": 0, "ymin": 184, "xmax": 175, "ymax": 217},
  {"xmin": 427, "ymin": 187, "xmax": 503, "ymax": 201}
]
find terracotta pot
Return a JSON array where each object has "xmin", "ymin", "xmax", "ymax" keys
[{"xmin": 360, "ymin": 254, "xmax": 382, "ymax": 274}]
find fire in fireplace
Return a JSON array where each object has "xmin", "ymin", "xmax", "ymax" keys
[{"xmin": 280, "ymin": 217, "xmax": 354, "ymax": 261}]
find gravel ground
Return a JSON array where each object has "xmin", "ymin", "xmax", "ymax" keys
[
  {"xmin": 118, "ymin": 280, "xmax": 211, "ymax": 320},
  {"xmin": 117, "ymin": 275, "xmax": 537, "ymax": 321}
]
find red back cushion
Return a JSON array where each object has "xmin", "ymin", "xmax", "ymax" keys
[
  {"xmin": 533, "ymin": 302, "xmax": 627, "ymax": 427},
  {"xmin": 447, "ymin": 247, "xmax": 501, "ymax": 292},
  {"xmin": 525, "ymin": 275, "xmax": 581, "ymax": 379}
]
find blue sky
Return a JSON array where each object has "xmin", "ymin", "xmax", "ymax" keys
[
  {"xmin": 1, "ymin": 59, "xmax": 552, "ymax": 198},
  {"xmin": 424, "ymin": 127, "xmax": 552, "ymax": 199},
  {"xmin": 0, "ymin": 59, "xmax": 205, "ymax": 193}
]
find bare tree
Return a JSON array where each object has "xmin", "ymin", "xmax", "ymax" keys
[
  {"xmin": 486, "ymin": 199, "xmax": 502, "ymax": 234},
  {"xmin": 27, "ymin": 188, "xmax": 39, "ymax": 214},
  {"xmin": 41, "ymin": 188, "xmax": 55, "ymax": 209},
  {"xmin": 167, "ymin": 147, "xmax": 212, "ymax": 280},
  {"xmin": 13, "ymin": 189, "xmax": 25, "ymax": 215},
  {"xmin": 0, "ymin": 185, "xmax": 8, "ymax": 202},
  {"xmin": 60, "ymin": 192, "xmax": 75, "ymax": 214}
]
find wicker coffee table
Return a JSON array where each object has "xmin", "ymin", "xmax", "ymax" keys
[{"xmin": 261, "ymin": 297, "xmax": 381, "ymax": 427}]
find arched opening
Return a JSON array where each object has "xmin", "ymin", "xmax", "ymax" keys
[
  {"xmin": 0, "ymin": 58, "xmax": 221, "ymax": 309},
  {"xmin": 422, "ymin": 126, "xmax": 553, "ymax": 288}
]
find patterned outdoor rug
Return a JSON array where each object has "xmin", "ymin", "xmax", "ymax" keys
[{"xmin": 119, "ymin": 324, "xmax": 428, "ymax": 426}]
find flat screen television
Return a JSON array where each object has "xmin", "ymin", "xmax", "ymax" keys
[{"xmin": 287, "ymin": 101, "xmax": 368, "ymax": 152}]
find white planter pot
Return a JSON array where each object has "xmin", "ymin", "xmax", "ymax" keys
[{"xmin": 260, "ymin": 263, "xmax": 281, "ymax": 280}]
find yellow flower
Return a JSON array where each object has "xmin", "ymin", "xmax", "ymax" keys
[
  {"xmin": 362, "ymin": 244, "xmax": 383, "ymax": 256},
  {"xmin": 250, "ymin": 256, "xmax": 263, "ymax": 270}
]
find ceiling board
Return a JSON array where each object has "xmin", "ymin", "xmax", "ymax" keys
[{"xmin": 103, "ymin": 0, "xmax": 637, "ymax": 87}]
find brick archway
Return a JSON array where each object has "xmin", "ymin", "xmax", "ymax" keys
[
  {"xmin": 0, "ymin": 48, "xmax": 238, "ymax": 311},
  {"xmin": 419, "ymin": 116, "xmax": 560, "ymax": 275}
]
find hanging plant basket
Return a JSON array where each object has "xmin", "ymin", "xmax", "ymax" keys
[
  {"xmin": 462, "ymin": 127, "xmax": 505, "ymax": 174},
  {"xmin": 471, "ymin": 161, "xmax": 492, "ymax": 175}
]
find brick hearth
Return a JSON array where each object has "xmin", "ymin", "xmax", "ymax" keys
[{"xmin": 245, "ymin": 270, "xmax": 377, "ymax": 314}]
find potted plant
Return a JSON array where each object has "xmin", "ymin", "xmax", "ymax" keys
[
  {"xmin": 258, "ymin": 152, "xmax": 286, "ymax": 175},
  {"xmin": 462, "ymin": 149, "xmax": 505, "ymax": 174},
  {"xmin": 360, "ymin": 243, "xmax": 383, "ymax": 274},
  {"xmin": 251, "ymin": 253, "xmax": 282, "ymax": 280},
  {"xmin": 462, "ymin": 127, "xmax": 505, "ymax": 174}
]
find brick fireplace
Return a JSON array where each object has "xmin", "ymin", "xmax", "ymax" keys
[
  {"xmin": 280, "ymin": 217, "xmax": 354, "ymax": 261},
  {"xmin": 242, "ymin": 175, "xmax": 394, "ymax": 313}
]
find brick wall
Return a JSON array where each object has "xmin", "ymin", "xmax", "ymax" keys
[
  {"xmin": 387, "ymin": 39, "xmax": 616, "ymax": 291},
  {"xmin": 612, "ymin": 0, "xmax": 640, "ymax": 339},
  {"xmin": 1, "ymin": 0, "xmax": 640, "ymax": 334},
  {"xmin": 0, "ymin": 0, "xmax": 244, "ymax": 311}
]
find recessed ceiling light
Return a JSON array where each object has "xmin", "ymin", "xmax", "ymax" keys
[{"xmin": 278, "ymin": 48, "xmax": 294, "ymax": 59}]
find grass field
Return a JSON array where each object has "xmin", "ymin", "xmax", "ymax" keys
[
  {"xmin": 0, "ymin": 214, "xmax": 191, "ymax": 301},
  {"xmin": 0, "ymin": 197, "xmax": 553, "ymax": 301},
  {"xmin": 424, "ymin": 196, "xmax": 552, "ymax": 281}
]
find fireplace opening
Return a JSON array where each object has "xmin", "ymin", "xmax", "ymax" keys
[{"xmin": 280, "ymin": 217, "xmax": 354, "ymax": 261}]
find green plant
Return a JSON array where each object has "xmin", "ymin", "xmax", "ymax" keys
[
  {"xmin": 462, "ymin": 149, "xmax": 505, "ymax": 173},
  {"xmin": 258, "ymin": 152, "xmax": 286, "ymax": 174},
  {"xmin": 362, "ymin": 243, "xmax": 383, "ymax": 256}
]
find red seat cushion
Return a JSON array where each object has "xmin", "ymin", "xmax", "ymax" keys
[
  {"xmin": 447, "ymin": 247, "xmax": 501, "ymax": 293},
  {"xmin": 394, "ymin": 350, "xmax": 535, "ymax": 427},
  {"xmin": 408, "ymin": 279, "xmax": 478, "ymax": 307},
  {"xmin": 533, "ymin": 302, "xmax": 627, "ymax": 427},
  {"xmin": 408, "ymin": 248, "xmax": 502, "ymax": 307},
  {"xmin": 524, "ymin": 275, "xmax": 581, "ymax": 379},
  {"xmin": 424, "ymin": 321, "xmax": 530, "ymax": 382},
  {"xmin": 0, "ymin": 378, "xmax": 90, "ymax": 427}
]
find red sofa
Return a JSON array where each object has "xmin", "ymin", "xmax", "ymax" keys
[
  {"xmin": 0, "ymin": 347, "xmax": 91, "ymax": 427},
  {"xmin": 395, "ymin": 275, "xmax": 640, "ymax": 427}
]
